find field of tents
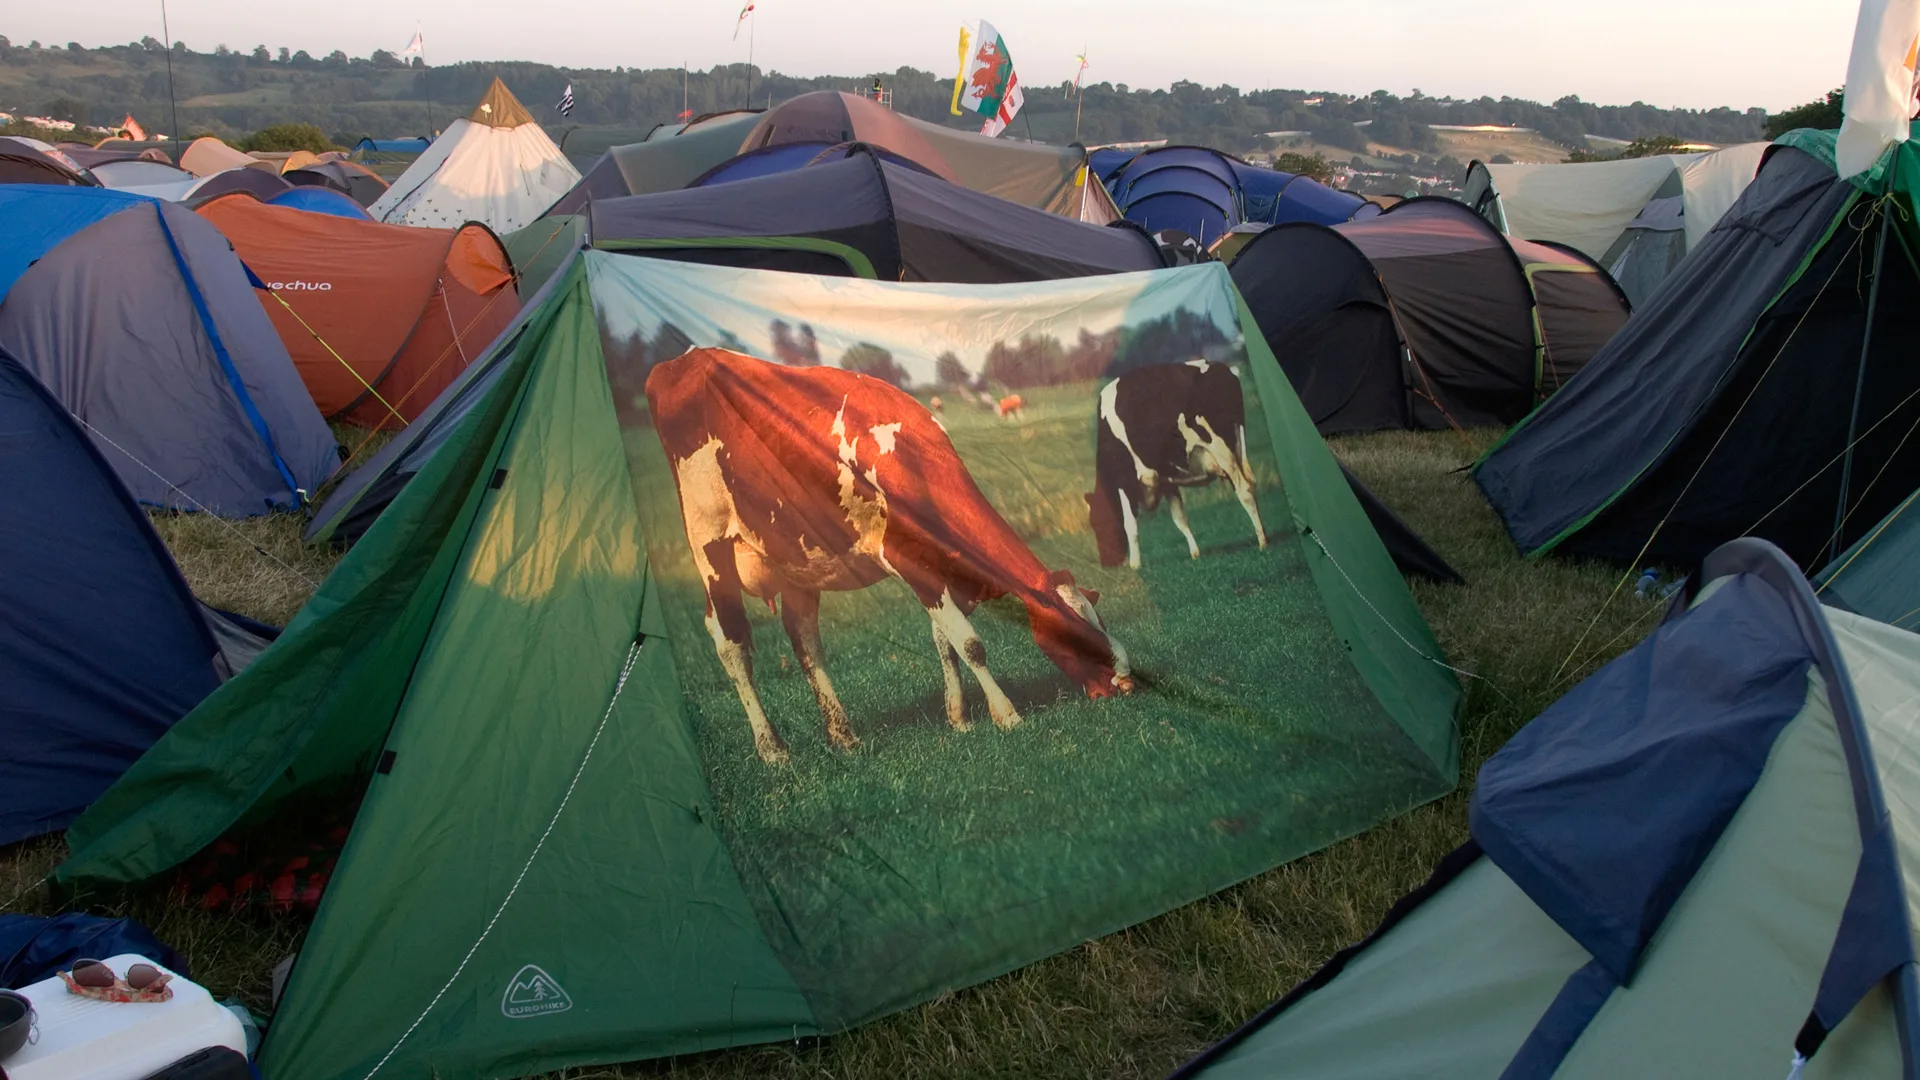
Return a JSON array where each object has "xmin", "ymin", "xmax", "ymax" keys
[{"xmin": 4, "ymin": 65, "xmax": 1920, "ymax": 1080}]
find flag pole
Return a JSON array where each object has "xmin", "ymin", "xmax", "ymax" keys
[
  {"xmin": 159, "ymin": 0, "xmax": 181, "ymax": 147},
  {"xmin": 1832, "ymin": 147, "xmax": 1900, "ymax": 563},
  {"xmin": 747, "ymin": 14, "xmax": 755, "ymax": 110}
]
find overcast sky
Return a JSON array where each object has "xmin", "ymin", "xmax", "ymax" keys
[{"xmin": 10, "ymin": 0, "xmax": 1855, "ymax": 112}]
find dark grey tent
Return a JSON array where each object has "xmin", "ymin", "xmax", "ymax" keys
[
  {"xmin": 0, "ymin": 138, "xmax": 96, "ymax": 186},
  {"xmin": 0, "ymin": 185, "xmax": 338, "ymax": 514},
  {"xmin": 1475, "ymin": 131, "xmax": 1920, "ymax": 572},
  {"xmin": 590, "ymin": 149, "xmax": 1164, "ymax": 282},
  {"xmin": 1231, "ymin": 198, "xmax": 1630, "ymax": 434},
  {"xmin": 1600, "ymin": 173, "xmax": 1687, "ymax": 308}
]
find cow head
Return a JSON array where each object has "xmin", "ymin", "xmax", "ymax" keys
[
  {"xmin": 1085, "ymin": 488, "xmax": 1128, "ymax": 567},
  {"xmin": 1030, "ymin": 568, "xmax": 1134, "ymax": 698}
]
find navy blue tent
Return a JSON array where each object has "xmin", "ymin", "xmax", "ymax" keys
[
  {"xmin": 353, "ymin": 137, "xmax": 432, "ymax": 155},
  {"xmin": 1102, "ymin": 147, "xmax": 1373, "ymax": 247},
  {"xmin": 268, "ymin": 186, "xmax": 375, "ymax": 220},
  {"xmin": 1174, "ymin": 537, "xmax": 1920, "ymax": 1079},
  {"xmin": 0, "ymin": 185, "xmax": 338, "ymax": 515},
  {"xmin": 1228, "ymin": 160, "xmax": 1375, "ymax": 225},
  {"xmin": 688, "ymin": 140, "xmax": 935, "ymax": 188},
  {"xmin": 0, "ymin": 345, "xmax": 275, "ymax": 846}
]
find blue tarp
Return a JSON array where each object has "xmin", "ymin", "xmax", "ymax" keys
[
  {"xmin": 269, "ymin": 186, "xmax": 375, "ymax": 220},
  {"xmin": 0, "ymin": 347, "xmax": 228, "ymax": 844},
  {"xmin": 0, "ymin": 185, "xmax": 154, "ymax": 301},
  {"xmin": 0, "ymin": 914, "xmax": 188, "ymax": 989}
]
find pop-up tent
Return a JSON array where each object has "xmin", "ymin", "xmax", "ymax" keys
[
  {"xmin": 591, "ymin": 149, "xmax": 1163, "ymax": 282},
  {"xmin": 197, "ymin": 192, "xmax": 518, "ymax": 428},
  {"xmin": 63, "ymin": 254, "xmax": 1460, "ymax": 1080},
  {"xmin": 266, "ymin": 186, "xmax": 374, "ymax": 220},
  {"xmin": 283, "ymin": 159, "xmax": 388, "ymax": 207},
  {"xmin": 1174, "ymin": 537, "xmax": 1920, "ymax": 1080},
  {"xmin": 550, "ymin": 93, "xmax": 1117, "ymax": 223},
  {"xmin": 1101, "ymin": 146, "xmax": 1374, "ymax": 246},
  {"xmin": 1232, "ymin": 197, "xmax": 1630, "ymax": 433},
  {"xmin": 1463, "ymin": 143, "xmax": 1767, "ymax": 306},
  {"xmin": 88, "ymin": 157, "xmax": 194, "ymax": 189},
  {"xmin": 179, "ymin": 136, "xmax": 278, "ymax": 178},
  {"xmin": 0, "ymin": 344, "xmax": 274, "ymax": 847},
  {"xmin": 0, "ymin": 185, "xmax": 338, "ymax": 514},
  {"xmin": 370, "ymin": 78, "xmax": 581, "ymax": 233},
  {"xmin": 1475, "ymin": 131, "xmax": 1920, "ymax": 571}
]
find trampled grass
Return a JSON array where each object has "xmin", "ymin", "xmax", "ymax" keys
[{"xmin": 1, "ymin": 426, "xmax": 1656, "ymax": 1080}]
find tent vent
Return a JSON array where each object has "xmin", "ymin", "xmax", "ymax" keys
[
  {"xmin": 488, "ymin": 468, "xmax": 508, "ymax": 490},
  {"xmin": 376, "ymin": 749, "xmax": 397, "ymax": 774}
]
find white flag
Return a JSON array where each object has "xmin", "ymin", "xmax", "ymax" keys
[
  {"xmin": 1836, "ymin": 0, "xmax": 1920, "ymax": 177},
  {"xmin": 400, "ymin": 27, "xmax": 425, "ymax": 58}
]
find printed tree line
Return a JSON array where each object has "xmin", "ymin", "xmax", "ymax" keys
[{"xmin": 602, "ymin": 310, "xmax": 1235, "ymax": 416}]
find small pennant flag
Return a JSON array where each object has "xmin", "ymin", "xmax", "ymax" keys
[
  {"xmin": 734, "ymin": 3, "xmax": 756, "ymax": 40},
  {"xmin": 400, "ymin": 27, "xmax": 424, "ymax": 58},
  {"xmin": 1070, "ymin": 52, "xmax": 1088, "ymax": 96},
  {"xmin": 119, "ymin": 114, "xmax": 148, "ymax": 141},
  {"xmin": 557, "ymin": 83, "xmax": 575, "ymax": 117},
  {"xmin": 1837, "ymin": 0, "xmax": 1920, "ymax": 177}
]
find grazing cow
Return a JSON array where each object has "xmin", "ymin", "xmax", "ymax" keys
[
  {"xmin": 646, "ymin": 348, "xmax": 1133, "ymax": 765},
  {"xmin": 996, "ymin": 394, "xmax": 1025, "ymax": 420},
  {"xmin": 1085, "ymin": 360, "xmax": 1267, "ymax": 569}
]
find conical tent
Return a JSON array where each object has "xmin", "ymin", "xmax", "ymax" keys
[
  {"xmin": 1173, "ymin": 537, "xmax": 1920, "ymax": 1080},
  {"xmin": 591, "ymin": 151, "xmax": 1163, "ymax": 282},
  {"xmin": 370, "ymin": 78, "xmax": 581, "ymax": 233},
  {"xmin": 1475, "ymin": 131, "xmax": 1920, "ymax": 571},
  {"xmin": 196, "ymin": 193, "xmax": 519, "ymax": 428},
  {"xmin": 0, "ymin": 185, "xmax": 338, "ymax": 514},
  {"xmin": 0, "ymin": 344, "xmax": 272, "ymax": 846},
  {"xmin": 1232, "ymin": 198, "xmax": 1629, "ymax": 434},
  {"xmin": 63, "ymin": 255, "xmax": 1460, "ymax": 1080}
]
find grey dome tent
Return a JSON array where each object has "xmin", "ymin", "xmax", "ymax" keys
[
  {"xmin": 1474, "ymin": 130, "xmax": 1920, "ymax": 572},
  {"xmin": 590, "ymin": 149, "xmax": 1165, "ymax": 282},
  {"xmin": 1173, "ymin": 537, "xmax": 1920, "ymax": 1080},
  {"xmin": 0, "ymin": 185, "xmax": 338, "ymax": 514},
  {"xmin": 1231, "ymin": 197, "xmax": 1630, "ymax": 434}
]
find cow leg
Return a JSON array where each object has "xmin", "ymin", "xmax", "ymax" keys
[
  {"xmin": 928, "ymin": 613, "xmax": 970, "ymax": 731},
  {"xmin": 1198, "ymin": 421, "xmax": 1267, "ymax": 552},
  {"xmin": 699, "ymin": 550, "xmax": 787, "ymax": 764},
  {"xmin": 1167, "ymin": 488, "xmax": 1200, "ymax": 559},
  {"xmin": 1118, "ymin": 488, "xmax": 1143, "ymax": 570},
  {"xmin": 929, "ymin": 590, "xmax": 1022, "ymax": 730},
  {"xmin": 778, "ymin": 587, "xmax": 858, "ymax": 752}
]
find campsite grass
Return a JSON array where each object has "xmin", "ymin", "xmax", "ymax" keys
[{"xmin": 0, "ymin": 427, "xmax": 1655, "ymax": 1079}]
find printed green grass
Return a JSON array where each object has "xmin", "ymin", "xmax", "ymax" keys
[{"xmin": 1, "ymin": 427, "xmax": 1655, "ymax": 1079}]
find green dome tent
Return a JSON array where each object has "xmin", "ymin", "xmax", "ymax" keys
[
  {"xmin": 61, "ymin": 255, "xmax": 1460, "ymax": 1080},
  {"xmin": 1172, "ymin": 537, "xmax": 1920, "ymax": 1080}
]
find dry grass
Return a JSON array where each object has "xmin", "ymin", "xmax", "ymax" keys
[{"xmin": 2, "ymin": 427, "xmax": 1657, "ymax": 1078}]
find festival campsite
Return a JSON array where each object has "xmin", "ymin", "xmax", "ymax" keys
[{"xmin": 2, "ymin": 10, "xmax": 1916, "ymax": 1080}]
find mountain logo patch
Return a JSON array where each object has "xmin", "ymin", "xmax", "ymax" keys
[{"xmin": 501, "ymin": 964, "xmax": 572, "ymax": 1018}]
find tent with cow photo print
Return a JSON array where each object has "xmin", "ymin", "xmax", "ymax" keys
[{"xmin": 58, "ymin": 255, "xmax": 1460, "ymax": 1080}]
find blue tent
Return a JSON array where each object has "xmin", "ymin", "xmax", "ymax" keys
[
  {"xmin": 1228, "ymin": 160, "xmax": 1375, "ymax": 225},
  {"xmin": 0, "ymin": 344, "xmax": 275, "ymax": 845},
  {"xmin": 0, "ymin": 185, "xmax": 337, "ymax": 514},
  {"xmin": 1102, "ymin": 147, "xmax": 1372, "ymax": 247},
  {"xmin": 268, "ymin": 185, "xmax": 375, "ymax": 220},
  {"xmin": 353, "ymin": 137, "xmax": 432, "ymax": 155},
  {"xmin": 688, "ymin": 140, "xmax": 935, "ymax": 187}
]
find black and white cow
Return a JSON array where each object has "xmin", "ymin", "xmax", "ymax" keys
[{"xmin": 1085, "ymin": 360, "xmax": 1267, "ymax": 569}]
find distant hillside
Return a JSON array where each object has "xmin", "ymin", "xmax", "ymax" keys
[{"xmin": 0, "ymin": 35, "xmax": 1769, "ymax": 154}]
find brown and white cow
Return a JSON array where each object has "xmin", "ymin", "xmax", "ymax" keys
[
  {"xmin": 1085, "ymin": 360, "xmax": 1267, "ymax": 569},
  {"xmin": 646, "ymin": 347, "xmax": 1133, "ymax": 765}
]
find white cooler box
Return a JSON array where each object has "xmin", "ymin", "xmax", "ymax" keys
[{"xmin": 3, "ymin": 955, "xmax": 245, "ymax": 1080}]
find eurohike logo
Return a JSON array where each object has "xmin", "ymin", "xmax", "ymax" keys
[
  {"xmin": 500, "ymin": 964, "xmax": 573, "ymax": 1019},
  {"xmin": 265, "ymin": 280, "xmax": 333, "ymax": 291}
]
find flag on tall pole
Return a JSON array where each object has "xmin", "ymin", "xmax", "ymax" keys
[
  {"xmin": 1072, "ymin": 52, "xmax": 1088, "ymax": 95},
  {"xmin": 1836, "ymin": 0, "xmax": 1920, "ymax": 177},
  {"xmin": 734, "ymin": 3, "xmax": 756, "ymax": 40},
  {"xmin": 954, "ymin": 20, "xmax": 1025, "ymax": 137},
  {"xmin": 400, "ymin": 26, "xmax": 425, "ymax": 58}
]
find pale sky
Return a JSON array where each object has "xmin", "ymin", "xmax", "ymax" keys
[{"xmin": 11, "ymin": 0, "xmax": 1856, "ymax": 112}]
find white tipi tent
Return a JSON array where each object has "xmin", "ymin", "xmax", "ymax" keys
[{"xmin": 370, "ymin": 78, "xmax": 580, "ymax": 233}]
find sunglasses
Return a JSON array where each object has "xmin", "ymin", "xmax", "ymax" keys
[{"xmin": 68, "ymin": 959, "xmax": 170, "ymax": 992}]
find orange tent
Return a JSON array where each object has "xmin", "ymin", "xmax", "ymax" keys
[{"xmin": 196, "ymin": 193, "xmax": 518, "ymax": 429}]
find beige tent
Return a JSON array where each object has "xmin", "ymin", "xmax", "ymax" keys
[
  {"xmin": 368, "ymin": 78, "xmax": 580, "ymax": 233},
  {"xmin": 179, "ymin": 137, "xmax": 280, "ymax": 178}
]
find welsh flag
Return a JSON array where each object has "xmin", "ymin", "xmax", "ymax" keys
[{"xmin": 955, "ymin": 20, "xmax": 1025, "ymax": 137}]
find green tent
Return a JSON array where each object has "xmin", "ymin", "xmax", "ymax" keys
[
  {"xmin": 1173, "ymin": 537, "xmax": 1920, "ymax": 1079},
  {"xmin": 1818, "ymin": 487, "xmax": 1920, "ymax": 631},
  {"xmin": 61, "ymin": 255, "xmax": 1459, "ymax": 1080},
  {"xmin": 500, "ymin": 213, "xmax": 584, "ymax": 302}
]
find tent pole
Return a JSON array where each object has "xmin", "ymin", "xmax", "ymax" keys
[
  {"xmin": 1833, "ymin": 160, "xmax": 1898, "ymax": 564},
  {"xmin": 159, "ymin": 0, "xmax": 181, "ymax": 148}
]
